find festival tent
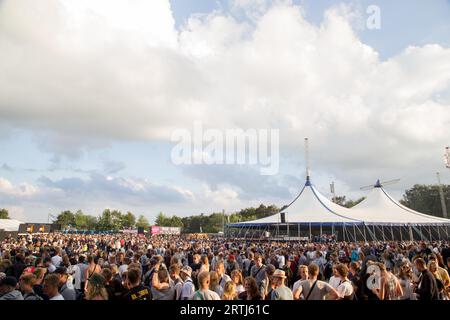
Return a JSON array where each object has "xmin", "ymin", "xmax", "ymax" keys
[
  {"xmin": 227, "ymin": 177, "xmax": 362, "ymax": 228},
  {"xmin": 348, "ymin": 180, "xmax": 450, "ymax": 225},
  {"xmin": 226, "ymin": 178, "xmax": 450, "ymax": 241},
  {"xmin": 0, "ymin": 219, "xmax": 23, "ymax": 232}
]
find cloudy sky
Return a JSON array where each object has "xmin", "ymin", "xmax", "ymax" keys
[{"xmin": 0, "ymin": 0, "xmax": 449, "ymax": 223}]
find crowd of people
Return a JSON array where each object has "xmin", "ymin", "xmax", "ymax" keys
[{"xmin": 0, "ymin": 232, "xmax": 449, "ymax": 301}]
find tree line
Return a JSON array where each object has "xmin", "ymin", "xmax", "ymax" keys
[{"xmin": 1, "ymin": 184, "xmax": 448, "ymax": 232}]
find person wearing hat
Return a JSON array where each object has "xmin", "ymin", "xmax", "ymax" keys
[
  {"xmin": 270, "ymin": 269, "xmax": 293, "ymax": 300},
  {"xmin": 180, "ymin": 266, "xmax": 195, "ymax": 300},
  {"xmin": 54, "ymin": 267, "xmax": 76, "ymax": 300},
  {"xmin": 0, "ymin": 276, "xmax": 24, "ymax": 300}
]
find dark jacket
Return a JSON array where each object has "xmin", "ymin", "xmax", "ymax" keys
[
  {"xmin": 416, "ymin": 269, "xmax": 439, "ymax": 300},
  {"xmin": 12, "ymin": 262, "xmax": 27, "ymax": 280}
]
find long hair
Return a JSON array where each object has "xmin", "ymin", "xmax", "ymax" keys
[
  {"xmin": 231, "ymin": 270, "xmax": 243, "ymax": 286},
  {"xmin": 86, "ymin": 273, "xmax": 108, "ymax": 300},
  {"xmin": 209, "ymin": 271, "xmax": 219, "ymax": 290},
  {"xmin": 222, "ymin": 281, "xmax": 237, "ymax": 300},
  {"xmin": 244, "ymin": 276, "xmax": 259, "ymax": 298}
]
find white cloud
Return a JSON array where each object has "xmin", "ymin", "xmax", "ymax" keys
[
  {"xmin": 0, "ymin": 177, "xmax": 40, "ymax": 197},
  {"xmin": 0, "ymin": 0, "xmax": 449, "ymax": 218}
]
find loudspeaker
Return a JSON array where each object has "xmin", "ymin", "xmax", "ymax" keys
[
  {"xmin": 280, "ymin": 212, "xmax": 286, "ymax": 223},
  {"xmin": 50, "ymin": 224, "xmax": 61, "ymax": 232},
  {"xmin": 137, "ymin": 227, "xmax": 144, "ymax": 234}
]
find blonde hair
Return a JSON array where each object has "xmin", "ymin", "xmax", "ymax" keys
[
  {"xmin": 222, "ymin": 281, "xmax": 237, "ymax": 300},
  {"xmin": 231, "ymin": 270, "xmax": 243, "ymax": 285},
  {"xmin": 86, "ymin": 274, "xmax": 108, "ymax": 300},
  {"xmin": 428, "ymin": 260, "xmax": 438, "ymax": 273},
  {"xmin": 86, "ymin": 283, "xmax": 108, "ymax": 300},
  {"xmin": 209, "ymin": 271, "xmax": 219, "ymax": 290},
  {"xmin": 197, "ymin": 271, "xmax": 210, "ymax": 289}
]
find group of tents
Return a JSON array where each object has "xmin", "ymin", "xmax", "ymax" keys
[{"xmin": 227, "ymin": 177, "xmax": 450, "ymax": 241}]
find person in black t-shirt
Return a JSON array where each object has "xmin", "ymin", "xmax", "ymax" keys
[
  {"xmin": 101, "ymin": 268, "xmax": 115, "ymax": 300},
  {"xmin": 123, "ymin": 268, "xmax": 151, "ymax": 301}
]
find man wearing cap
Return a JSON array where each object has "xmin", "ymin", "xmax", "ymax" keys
[
  {"xmin": 180, "ymin": 266, "xmax": 195, "ymax": 300},
  {"xmin": 270, "ymin": 269, "xmax": 293, "ymax": 300},
  {"xmin": 54, "ymin": 267, "xmax": 76, "ymax": 300},
  {"xmin": 0, "ymin": 276, "xmax": 24, "ymax": 300}
]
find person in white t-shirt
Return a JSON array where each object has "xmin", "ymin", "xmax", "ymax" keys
[
  {"xmin": 335, "ymin": 264, "xmax": 354, "ymax": 300},
  {"xmin": 328, "ymin": 265, "xmax": 341, "ymax": 289},
  {"xmin": 43, "ymin": 274, "xmax": 65, "ymax": 300},
  {"xmin": 277, "ymin": 254, "xmax": 285, "ymax": 269},
  {"xmin": 293, "ymin": 265, "xmax": 309, "ymax": 300},
  {"xmin": 180, "ymin": 266, "xmax": 195, "ymax": 300},
  {"xmin": 191, "ymin": 271, "xmax": 220, "ymax": 300}
]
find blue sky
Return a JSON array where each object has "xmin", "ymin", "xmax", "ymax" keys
[{"xmin": 0, "ymin": 0, "xmax": 449, "ymax": 222}]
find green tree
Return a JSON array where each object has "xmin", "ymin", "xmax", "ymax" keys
[
  {"xmin": 85, "ymin": 215, "xmax": 98, "ymax": 230},
  {"xmin": 344, "ymin": 197, "xmax": 366, "ymax": 208},
  {"xmin": 0, "ymin": 208, "xmax": 9, "ymax": 219},
  {"xmin": 74, "ymin": 210, "xmax": 88, "ymax": 229},
  {"xmin": 73, "ymin": 210, "xmax": 98, "ymax": 230},
  {"xmin": 110, "ymin": 210, "xmax": 123, "ymax": 231},
  {"xmin": 97, "ymin": 209, "xmax": 114, "ymax": 231},
  {"xmin": 401, "ymin": 184, "xmax": 450, "ymax": 218},
  {"xmin": 136, "ymin": 215, "xmax": 150, "ymax": 228},
  {"xmin": 169, "ymin": 215, "xmax": 183, "ymax": 228},
  {"xmin": 333, "ymin": 196, "xmax": 347, "ymax": 206},
  {"xmin": 332, "ymin": 196, "xmax": 365, "ymax": 208},
  {"xmin": 155, "ymin": 212, "xmax": 169, "ymax": 226},
  {"xmin": 53, "ymin": 210, "xmax": 76, "ymax": 229},
  {"xmin": 121, "ymin": 211, "xmax": 136, "ymax": 229}
]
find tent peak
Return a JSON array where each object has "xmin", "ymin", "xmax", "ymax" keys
[
  {"xmin": 374, "ymin": 179, "xmax": 382, "ymax": 188},
  {"xmin": 305, "ymin": 176, "xmax": 312, "ymax": 186}
]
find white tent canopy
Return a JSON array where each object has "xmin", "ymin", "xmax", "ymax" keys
[
  {"xmin": 228, "ymin": 178, "xmax": 362, "ymax": 227},
  {"xmin": 0, "ymin": 219, "xmax": 23, "ymax": 232},
  {"xmin": 348, "ymin": 181, "xmax": 450, "ymax": 225},
  {"xmin": 228, "ymin": 178, "xmax": 450, "ymax": 228}
]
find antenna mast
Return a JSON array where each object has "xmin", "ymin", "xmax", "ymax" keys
[
  {"xmin": 304, "ymin": 138, "xmax": 310, "ymax": 180},
  {"xmin": 436, "ymin": 172, "xmax": 448, "ymax": 219}
]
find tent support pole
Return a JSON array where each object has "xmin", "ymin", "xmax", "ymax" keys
[
  {"xmin": 332, "ymin": 224, "xmax": 335, "ymax": 238},
  {"xmin": 408, "ymin": 225, "xmax": 413, "ymax": 241},
  {"xmin": 437, "ymin": 225, "xmax": 441, "ymax": 240},
  {"xmin": 428, "ymin": 226, "xmax": 432, "ymax": 242},
  {"xmin": 372, "ymin": 225, "xmax": 376, "ymax": 240},
  {"xmin": 355, "ymin": 224, "xmax": 366, "ymax": 242},
  {"xmin": 363, "ymin": 224, "xmax": 367, "ymax": 241},
  {"xmin": 320, "ymin": 223, "xmax": 323, "ymax": 241},
  {"xmin": 298, "ymin": 223, "xmax": 300, "ymax": 239},
  {"xmin": 390, "ymin": 224, "xmax": 394, "ymax": 241},
  {"xmin": 343, "ymin": 224, "xmax": 346, "ymax": 242},
  {"xmin": 399, "ymin": 225, "xmax": 403, "ymax": 242},
  {"xmin": 353, "ymin": 225, "xmax": 357, "ymax": 242},
  {"xmin": 309, "ymin": 223, "xmax": 312, "ymax": 242}
]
